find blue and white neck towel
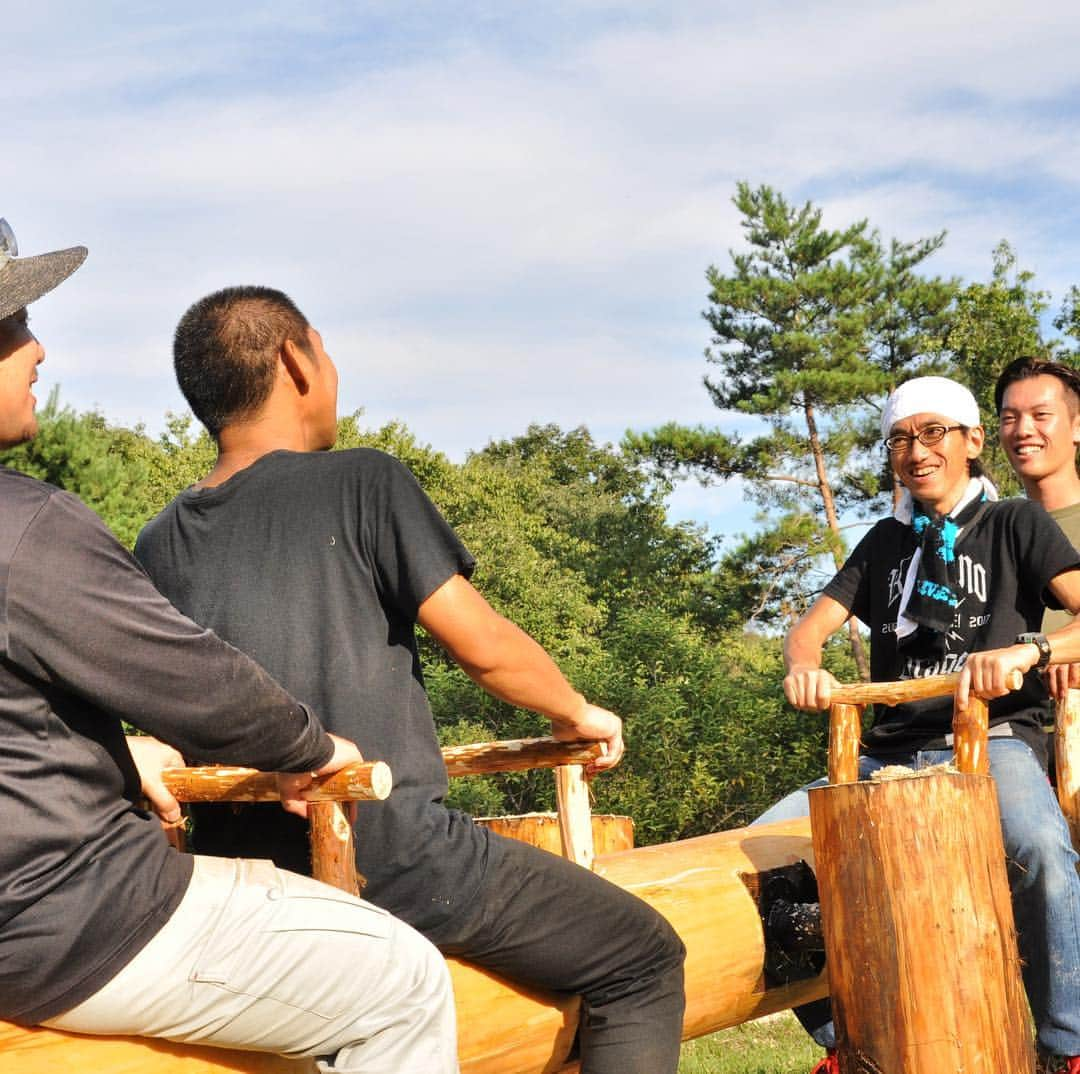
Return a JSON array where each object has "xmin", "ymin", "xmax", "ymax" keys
[{"xmin": 894, "ymin": 476, "xmax": 997, "ymax": 654}]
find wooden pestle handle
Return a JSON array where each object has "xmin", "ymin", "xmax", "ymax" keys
[
  {"xmin": 830, "ymin": 669, "xmax": 1023, "ymax": 707},
  {"xmin": 827, "ymin": 669, "xmax": 1025, "ymax": 783},
  {"xmin": 160, "ymin": 737, "xmax": 603, "ymax": 806},
  {"xmin": 163, "ymin": 760, "xmax": 392, "ymax": 803},
  {"xmin": 441, "ymin": 737, "xmax": 605, "ymax": 777}
]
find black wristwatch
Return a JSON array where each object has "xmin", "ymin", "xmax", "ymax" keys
[{"xmin": 1015, "ymin": 632, "xmax": 1052, "ymax": 671}]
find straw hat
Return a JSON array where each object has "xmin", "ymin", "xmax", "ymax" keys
[{"xmin": 0, "ymin": 219, "xmax": 87, "ymax": 320}]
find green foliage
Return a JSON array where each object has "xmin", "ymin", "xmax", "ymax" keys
[
  {"xmin": 711, "ymin": 513, "xmax": 845, "ymax": 627},
  {"xmin": 946, "ymin": 241, "xmax": 1050, "ymax": 496},
  {"xmin": 678, "ymin": 1013, "xmax": 824, "ymax": 1074},
  {"xmin": 577, "ymin": 612, "xmax": 833, "ymax": 841},
  {"xmin": 0, "ymin": 390, "xmax": 158, "ymax": 546},
  {"xmin": 1, "ymin": 394, "xmax": 835, "ymax": 843},
  {"xmin": 629, "ymin": 182, "xmax": 959, "ymax": 633},
  {"xmin": 139, "ymin": 413, "xmax": 218, "ymax": 514}
]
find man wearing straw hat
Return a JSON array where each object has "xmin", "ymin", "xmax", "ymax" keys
[
  {"xmin": 759, "ymin": 376, "xmax": 1080, "ymax": 1074},
  {"xmin": 0, "ymin": 220, "xmax": 458, "ymax": 1072}
]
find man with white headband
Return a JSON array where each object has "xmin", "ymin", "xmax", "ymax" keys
[
  {"xmin": 758, "ymin": 375, "xmax": 1080, "ymax": 1074},
  {"xmin": 0, "ymin": 220, "xmax": 458, "ymax": 1072}
]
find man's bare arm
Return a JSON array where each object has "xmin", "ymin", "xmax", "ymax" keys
[
  {"xmin": 417, "ymin": 574, "xmax": 622, "ymax": 772},
  {"xmin": 783, "ymin": 595, "xmax": 852, "ymax": 711}
]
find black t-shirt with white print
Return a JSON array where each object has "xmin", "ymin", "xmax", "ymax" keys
[{"xmin": 824, "ymin": 497, "xmax": 1080, "ymax": 764}]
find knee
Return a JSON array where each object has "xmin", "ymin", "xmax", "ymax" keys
[
  {"xmin": 638, "ymin": 906, "xmax": 687, "ymax": 982},
  {"xmin": 395, "ymin": 920, "xmax": 455, "ymax": 1004},
  {"xmin": 1007, "ymin": 827, "xmax": 1079, "ymax": 897},
  {"xmin": 753, "ymin": 787, "xmax": 814, "ymax": 826}
]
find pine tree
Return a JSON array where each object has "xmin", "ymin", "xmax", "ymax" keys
[{"xmin": 628, "ymin": 183, "xmax": 958, "ymax": 673}]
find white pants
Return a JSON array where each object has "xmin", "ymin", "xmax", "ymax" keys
[{"xmin": 43, "ymin": 856, "xmax": 458, "ymax": 1074}]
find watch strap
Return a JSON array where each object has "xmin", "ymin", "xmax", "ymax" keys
[{"xmin": 1015, "ymin": 632, "xmax": 1051, "ymax": 671}]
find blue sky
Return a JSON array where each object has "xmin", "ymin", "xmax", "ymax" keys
[{"xmin": 8, "ymin": 1, "xmax": 1080, "ymax": 544}]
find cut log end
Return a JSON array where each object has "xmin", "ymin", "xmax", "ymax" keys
[{"xmin": 368, "ymin": 760, "xmax": 393, "ymax": 800}]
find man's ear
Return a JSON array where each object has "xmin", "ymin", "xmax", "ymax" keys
[{"xmin": 280, "ymin": 338, "xmax": 313, "ymax": 396}]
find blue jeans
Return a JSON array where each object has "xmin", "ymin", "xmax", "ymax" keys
[{"xmin": 755, "ymin": 738, "xmax": 1080, "ymax": 1056}]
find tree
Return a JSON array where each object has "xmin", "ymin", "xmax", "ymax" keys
[
  {"xmin": 0, "ymin": 389, "xmax": 159, "ymax": 547},
  {"xmin": 946, "ymin": 240, "xmax": 1050, "ymax": 495},
  {"xmin": 1, "ymin": 394, "xmax": 840, "ymax": 841},
  {"xmin": 627, "ymin": 182, "xmax": 959, "ymax": 667},
  {"xmin": 329, "ymin": 417, "xmax": 826, "ymax": 834}
]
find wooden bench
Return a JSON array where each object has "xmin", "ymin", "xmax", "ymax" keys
[
  {"xmin": 0, "ymin": 731, "xmax": 828, "ymax": 1073},
  {"xmin": 4, "ymin": 677, "xmax": 1076, "ymax": 1073}
]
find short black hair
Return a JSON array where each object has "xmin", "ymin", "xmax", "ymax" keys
[
  {"xmin": 994, "ymin": 355, "xmax": 1080, "ymax": 418},
  {"xmin": 173, "ymin": 286, "xmax": 312, "ymax": 438}
]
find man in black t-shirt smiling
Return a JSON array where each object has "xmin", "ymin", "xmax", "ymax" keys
[
  {"xmin": 760, "ymin": 376, "xmax": 1080, "ymax": 1074},
  {"xmin": 135, "ymin": 285, "xmax": 687, "ymax": 1074}
]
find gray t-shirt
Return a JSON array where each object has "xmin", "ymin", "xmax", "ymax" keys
[
  {"xmin": 1044, "ymin": 500, "xmax": 1080, "ymax": 633},
  {"xmin": 0, "ymin": 467, "xmax": 333, "ymax": 1024},
  {"xmin": 135, "ymin": 448, "xmax": 488, "ymax": 932}
]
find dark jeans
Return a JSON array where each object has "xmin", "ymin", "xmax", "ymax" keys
[{"xmin": 425, "ymin": 831, "xmax": 687, "ymax": 1074}]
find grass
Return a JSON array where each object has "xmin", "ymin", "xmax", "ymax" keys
[{"xmin": 677, "ymin": 1012, "xmax": 825, "ymax": 1074}]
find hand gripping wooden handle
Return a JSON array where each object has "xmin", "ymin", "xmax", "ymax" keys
[
  {"xmin": 829, "ymin": 669, "xmax": 1023, "ymax": 707},
  {"xmin": 826, "ymin": 669, "xmax": 1025, "ymax": 782}
]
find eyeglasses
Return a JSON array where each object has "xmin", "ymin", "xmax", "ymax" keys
[
  {"xmin": 0, "ymin": 219, "xmax": 17, "ymax": 267},
  {"xmin": 883, "ymin": 424, "xmax": 964, "ymax": 453}
]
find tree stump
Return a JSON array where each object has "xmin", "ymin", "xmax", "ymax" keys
[
  {"xmin": 476, "ymin": 813, "xmax": 634, "ymax": 857},
  {"xmin": 809, "ymin": 769, "xmax": 1033, "ymax": 1073}
]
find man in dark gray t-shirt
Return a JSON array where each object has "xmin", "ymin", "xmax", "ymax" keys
[
  {"xmin": 0, "ymin": 221, "xmax": 456, "ymax": 1073},
  {"xmin": 135, "ymin": 285, "xmax": 687, "ymax": 1074}
]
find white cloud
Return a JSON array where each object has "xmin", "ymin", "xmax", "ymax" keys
[{"xmin": 9, "ymin": 1, "xmax": 1080, "ymax": 540}]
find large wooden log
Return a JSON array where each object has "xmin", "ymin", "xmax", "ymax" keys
[
  {"xmin": 810, "ymin": 769, "xmax": 1033, "ymax": 1071},
  {"xmin": 1057, "ymin": 688, "xmax": 1080, "ymax": 851},
  {"xmin": 0, "ymin": 1023, "xmax": 311, "ymax": 1074},
  {"xmin": 0, "ymin": 818, "xmax": 823, "ymax": 1074},
  {"xmin": 593, "ymin": 819, "xmax": 826, "ymax": 1043}
]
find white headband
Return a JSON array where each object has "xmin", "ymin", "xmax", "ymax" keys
[{"xmin": 880, "ymin": 376, "xmax": 981, "ymax": 438}]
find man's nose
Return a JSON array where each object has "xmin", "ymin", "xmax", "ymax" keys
[
  {"xmin": 1013, "ymin": 412, "xmax": 1035, "ymax": 436},
  {"xmin": 909, "ymin": 435, "xmax": 931, "ymax": 460}
]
